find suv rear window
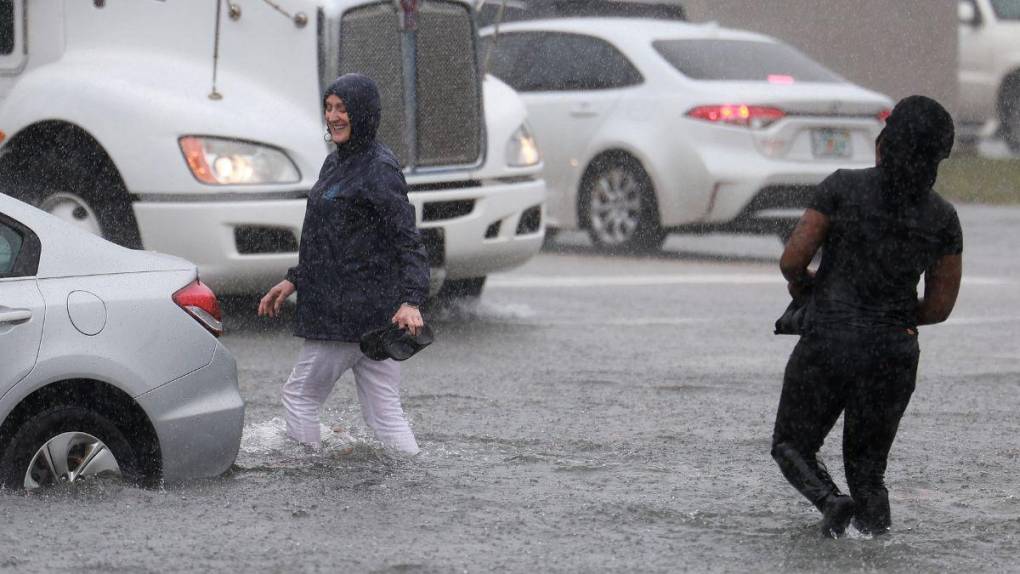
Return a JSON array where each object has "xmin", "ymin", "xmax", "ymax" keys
[{"xmin": 653, "ymin": 39, "xmax": 842, "ymax": 83}]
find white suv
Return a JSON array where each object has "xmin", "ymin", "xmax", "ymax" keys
[{"xmin": 958, "ymin": 0, "xmax": 1020, "ymax": 151}]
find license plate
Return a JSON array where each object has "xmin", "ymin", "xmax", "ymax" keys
[{"xmin": 811, "ymin": 129, "xmax": 852, "ymax": 159}]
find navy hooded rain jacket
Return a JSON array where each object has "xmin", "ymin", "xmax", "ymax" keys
[{"xmin": 286, "ymin": 74, "xmax": 430, "ymax": 341}]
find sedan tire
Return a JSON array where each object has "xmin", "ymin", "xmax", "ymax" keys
[
  {"xmin": 0, "ymin": 405, "xmax": 141, "ymax": 491},
  {"xmin": 582, "ymin": 156, "xmax": 665, "ymax": 253}
]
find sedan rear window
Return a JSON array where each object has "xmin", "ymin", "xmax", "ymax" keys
[{"xmin": 653, "ymin": 39, "xmax": 842, "ymax": 83}]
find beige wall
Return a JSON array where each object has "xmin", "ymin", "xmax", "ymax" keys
[{"xmin": 679, "ymin": 0, "xmax": 958, "ymax": 109}]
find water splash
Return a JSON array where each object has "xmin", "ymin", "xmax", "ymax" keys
[
  {"xmin": 429, "ymin": 297, "xmax": 535, "ymax": 322},
  {"xmin": 237, "ymin": 417, "xmax": 360, "ymax": 466}
]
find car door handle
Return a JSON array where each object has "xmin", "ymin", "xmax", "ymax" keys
[
  {"xmin": 569, "ymin": 103, "xmax": 599, "ymax": 118},
  {"xmin": 0, "ymin": 308, "xmax": 32, "ymax": 325}
]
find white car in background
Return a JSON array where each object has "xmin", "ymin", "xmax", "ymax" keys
[
  {"xmin": 958, "ymin": 0, "xmax": 1020, "ymax": 150},
  {"xmin": 482, "ymin": 18, "xmax": 894, "ymax": 251},
  {"xmin": 0, "ymin": 193, "xmax": 243, "ymax": 490}
]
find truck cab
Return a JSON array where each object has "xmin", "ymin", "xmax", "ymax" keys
[
  {"xmin": 958, "ymin": 0, "xmax": 1020, "ymax": 151},
  {"xmin": 0, "ymin": 0, "xmax": 546, "ymax": 297}
]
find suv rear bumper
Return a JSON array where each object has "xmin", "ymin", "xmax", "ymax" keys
[{"xmin": 132, "ymin": 178, "xmax": 546, "ymax": 295}]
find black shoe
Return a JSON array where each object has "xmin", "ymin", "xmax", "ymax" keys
[
  {"xmin": 852, "ymin": 491, "xmax": 891, "ymax": 536},
  {"xmin": 820, "ymin": 495, "xmax": 855, "ymax": 538},
  {"xmin": 851, "ymin": 517, "xmax": 890, "ymax": 537}
]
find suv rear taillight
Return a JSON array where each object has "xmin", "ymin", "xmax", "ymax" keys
[
  {"xmin": 877, "ymin": 109, "xmax": 892, "ymax": 123},
  {"xmin": 173, "ymin": 280, "xmax": 223, "ymax": 337},
  {"xmin": 686, "ymin": 105, "xmax": 786, "ymax": 129}
]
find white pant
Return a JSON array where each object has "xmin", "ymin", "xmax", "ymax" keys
[{"xmin": 281, "ymin": 340, "xmax": 419, "ymax": 454}]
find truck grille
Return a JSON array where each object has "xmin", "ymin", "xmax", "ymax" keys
[{"xmin": 330, "ymin": 1, "xmax": 483, "ymax": 170}]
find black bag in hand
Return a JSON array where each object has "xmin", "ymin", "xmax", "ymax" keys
[
  {"xmin": 774, "ymin": 286, "xmax": 812, "ymax": 336},
  {"xmin": 360, "ymin": 323, "xmax": 434, "ymax": 361}
]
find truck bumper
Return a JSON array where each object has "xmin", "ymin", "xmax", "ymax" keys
[{"xmin": 132, "ymin": 178, "xmax": 546, "ymax": 294}]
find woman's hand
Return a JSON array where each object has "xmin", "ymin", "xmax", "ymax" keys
[
  {"xmin": 392, "ymin": 304, "xmax": 424, "ymax": 336},
  {"xmin": 787, "ymin": 271, "xmax": 815, "ymax": 298},
  {"xmin": 258, "ymin": 279, "xmax": 296, "ymax": 318}
]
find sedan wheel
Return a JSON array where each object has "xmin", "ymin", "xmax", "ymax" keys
[
  {"xmin": 0, "ymin": 405, "xmax": 140, "ymax": 491},
  {"xmin": 24, "ymin": 432, "xmax": 122, "ymax": 489},
  {"xmin": 584, "ymin": 158, "xmax": 665, "ymax": 252},
  {"xmin": 39, "ymin": 192, "xmax": 104, "ymax": 236}
]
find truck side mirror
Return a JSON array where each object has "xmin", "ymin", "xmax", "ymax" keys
[{"xmin": 958, "ymin": 1, "xmax": 981, "ymax": 27}]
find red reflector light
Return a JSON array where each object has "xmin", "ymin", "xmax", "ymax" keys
[
  {"xmin": 767, "ymin": 74, "xmax": 795, "ymax": 85},
  {"xmin": 877, "ymin": 109, "xmax": 892, "ymax": 123},
  {"xmin": 686, "ymin": 105, "xmax": 786, "ymax": 129},
  {"xmin": 173, "ymin": 279, "xmax": 224, "ymax": 337}
]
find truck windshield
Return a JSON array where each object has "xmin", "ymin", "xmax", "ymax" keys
[
  {"xmin": 653, "ymin": 39, "xmax": 842, "ymax": 83},
  {"xmin": 991, "ymin": 0, "xmax": 1020, "ymax": 20}
]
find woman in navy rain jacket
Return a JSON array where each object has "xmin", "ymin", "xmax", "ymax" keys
[{"xmin": 259, "ymin": 73, "xmax": 429, "ymax": 454}]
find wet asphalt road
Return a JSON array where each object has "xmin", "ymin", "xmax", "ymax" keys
[{"xmin": 2, "ymin": 204, "xmax": 1018, "ymax": 573}]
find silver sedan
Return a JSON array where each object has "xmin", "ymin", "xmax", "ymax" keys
[{"xmin": 0, "ymin": 193, "xmax": 244, "ymax": 490}]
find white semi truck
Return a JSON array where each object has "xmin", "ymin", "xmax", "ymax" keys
[{"xmin": 0, "ymin": 0, "xmax": 546, "ymax": 297}]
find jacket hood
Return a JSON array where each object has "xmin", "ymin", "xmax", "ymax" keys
[
  {"xmin": 877, "ymin": 95, "xmax": 954, "ymax": 203},
  {"xmin": 323, "ymin": 73, "xmax": 382, "ymax": 153}
]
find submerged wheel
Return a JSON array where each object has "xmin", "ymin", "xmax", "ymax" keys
[
  {"xmin": 581, "ymin": 156, "xmax": 665, "ymax": 252},
  {"xmin": 0, "ymin": 405, "xmax": 140, "ymax": 491},
  {"xmin": 23, "ymin": 432, "xmax": 122, "ymax": 489}
]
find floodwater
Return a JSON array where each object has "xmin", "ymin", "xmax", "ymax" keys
[{"xmin": 1, "ymin": 205, "xmax": 1018, "ymax": 572}]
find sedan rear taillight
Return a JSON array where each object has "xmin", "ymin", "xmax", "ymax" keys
[
  {"xmin": 877, "ymin": 109, "xmax": 892, "ymax": 123},
  {"xmin": 173, "ymin": 280, "xmax": 224, "ymax": 337},
  {"xmin": 686, "ymin": 105, "xmax": 786, "ymax": 129}
]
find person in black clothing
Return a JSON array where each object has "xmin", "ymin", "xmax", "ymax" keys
[
  {"xmin": 771, "ymin": 95, "xmax": 963, "ymax": 537},
  {"xmin": 258, "ymin": 73, "xmax": 430, "ymax": 454}
]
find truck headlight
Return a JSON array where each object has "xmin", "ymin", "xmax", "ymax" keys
[
  {"xmin": 179, "ymin": 136, "xmax": 301, "ymax": 185},
  {"xmin": 506, "ymin": 123, "xmax": 540, "ymax": 167}
]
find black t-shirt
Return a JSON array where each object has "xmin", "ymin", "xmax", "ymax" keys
[{"xmin": 807, "ymin": 168, "xmax": 963, "ymax": 331}]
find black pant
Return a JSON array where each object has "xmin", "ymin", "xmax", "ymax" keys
[{"xmin": 771, "ymin": 329, "xmax": 919, "ymax": 532}]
